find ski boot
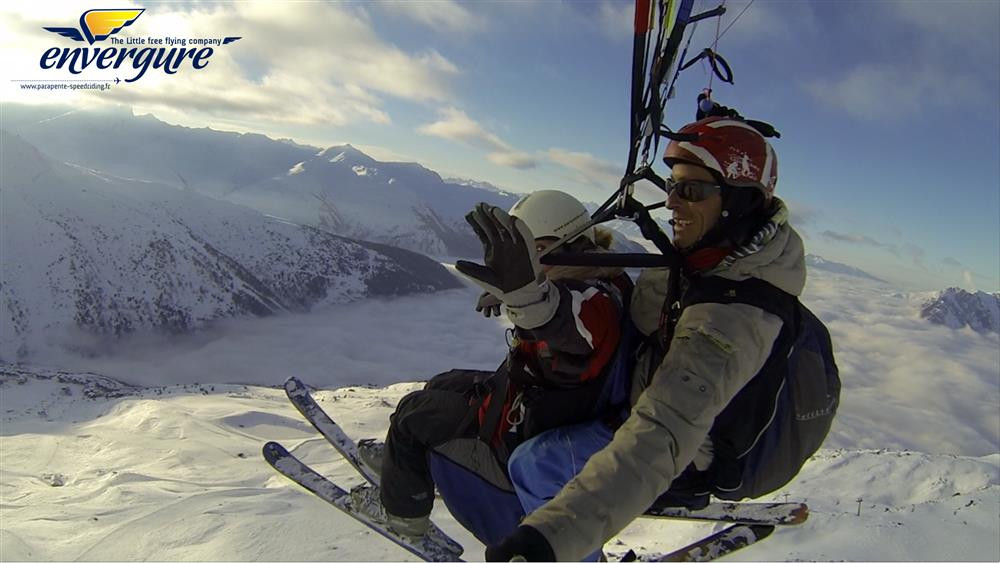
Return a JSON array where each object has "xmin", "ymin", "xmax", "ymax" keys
[
  {"xmin": 357, "ymin": 438, "xmax": 385, "ymax": 478},
  {"xmin": 349, "ymin": 484, "xmax": 429, "ymax": 539}
]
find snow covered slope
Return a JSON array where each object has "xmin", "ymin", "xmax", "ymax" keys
[
  {"xmin": 1, "ymin": 366, "xmax": 997, "ymax": 562},
  {"xmin": 0, "ymin": 131, "xmax": 460, "ymax": 362},
  {"xmin": 920, "ymin": 288, "xmax": 1000, "ymax": 333}
]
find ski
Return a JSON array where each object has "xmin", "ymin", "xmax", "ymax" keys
[
  {"xmin": 323, "ymin": 432, "xmax": 808, "ymax": 527},
  {"xmin": 627, "ymin": 523, "xmax": 775, "ymax": 562},
  {"xmin": 277, "ymin": 376, "xmax": 802, "ymax": 562},
  {"xmin": 283, "ymin": 376, "xmax": 380, "ymax": 485},
  {"xmin": 644, "ymin": 502, "xmax": 808, "ymax": 526},
  {"xmin": 263, "ymin": 441, "xmax": 463, "ymax": 562},
  {"xmin": 278, "ymin": 376, "xmax": 464, "ymax": 556},
  {"xmin": 303, "ymin": 421, "xmax": 808, "ymax": 529}
]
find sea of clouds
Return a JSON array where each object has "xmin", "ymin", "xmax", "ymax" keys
[{"xmin": 26, "ymin": 267, "xmax": 1000, "ymax": 458}]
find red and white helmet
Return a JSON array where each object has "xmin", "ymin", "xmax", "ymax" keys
[{"xmin": 663, "ymin": 117, "xmax": 778, "ymax": 198}]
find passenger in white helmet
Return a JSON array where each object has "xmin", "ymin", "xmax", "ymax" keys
[
  {"xmin": 352, "ymin": 190, "xmax": 632, "ymax": 548},
  {"xmin": 475, "ymin": 189, "xmax": 606, "ymax": 317}
]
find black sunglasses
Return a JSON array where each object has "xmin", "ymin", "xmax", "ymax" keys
[{"xmin": 665, "ymin": 178, "xmax": 722, "ymax": 202}]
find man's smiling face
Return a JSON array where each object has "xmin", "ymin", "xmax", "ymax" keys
[{"xmin": 667, "ymin": 162, "xmax": 724, "ymax": 250}]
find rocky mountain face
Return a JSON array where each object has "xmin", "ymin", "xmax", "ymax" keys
[
  {"xmin": 0, "ymin": 131, "xmax": 461, "ymax": 361},
  {"xmin": 920, "ymin": 288, "xmax": 1000, "ymax": 334}
]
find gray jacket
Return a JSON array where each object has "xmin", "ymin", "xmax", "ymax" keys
[{"xmin": 521, "ymin": 200, "xmax": 806, "ymax": 560}]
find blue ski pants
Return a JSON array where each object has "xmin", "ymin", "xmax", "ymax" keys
[{"xmin": 507, "ymin": 419, "xmax": 614, "ymax": 562}]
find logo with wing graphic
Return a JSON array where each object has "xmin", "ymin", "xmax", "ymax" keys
[{"xmin": 44, "ymin": 9, "xmax": 145, "ymax": 45}]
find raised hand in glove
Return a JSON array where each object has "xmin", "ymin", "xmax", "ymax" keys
[
  {"xmin": 485, "ymin": 525, "xmax": 556, "ymax": 562},
  {"xmin": 475, "ymin": 292, "xmax": 502, "ymax": 318},
  {"xmin": 455, "ymin": 203, "xmax": 558, "ymax": 329}
]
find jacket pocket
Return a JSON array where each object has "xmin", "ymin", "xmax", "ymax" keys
[{"xmin": 663, "ymin": 368, "xmax": 716, "ymax": 423}]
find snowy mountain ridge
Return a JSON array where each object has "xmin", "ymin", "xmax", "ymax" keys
[
  {"xmin": 0, "ymin": 131, "xmax": 460, "ymax": 362},
  {"xmin": 919, "ymin": 287, "xmax": 1000, "ymax": 333},
  {"xmin": 4, "ymin": 104, "xmax": 667, "ymax": 258},
  {"xmin": 228, "ymin": 141, "xmax": 511, "ymax": 257},
  {"xmin": 805, "ymin": 254, "xmax": 886, "ymax": 283},
  {"xmin": 4, "ymin": 105, "xmax": 520, "ymax": 257},
  {"xmin": 443, "ymin": 176, "xmax": 519, "ymax": 197}
]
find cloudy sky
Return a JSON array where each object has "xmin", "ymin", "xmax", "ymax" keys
[{"xmin": 1, "ymin": 1, "xmax": 997, "ymax": 292}]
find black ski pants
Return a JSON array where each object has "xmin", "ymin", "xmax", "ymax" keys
[{"xmin": 380, "ymin": 369, "xmax": 489, "ymax": 518}]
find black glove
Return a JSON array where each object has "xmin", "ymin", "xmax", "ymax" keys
[
  {"xmin": 456, "ymin": 203, "xmax": 557, "ymax": 329},
  {"xmin": 456, "ymin": 203, "xmax": 541, "ymax": 295},
  {"xmin": 485, "ymin": 525, "xmax": 556, "ymax": 562},
  {"xmin": 475, "ymin": 291, "xmax": 502, "ymax": 317}
]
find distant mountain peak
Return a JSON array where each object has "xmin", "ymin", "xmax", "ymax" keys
[
  {"xmin": 444, "ymin": 177, "xmax": 520, "ymax": 197},
  {"xmin": 313, "ymin": 145, "xmax": 380, "ymax": 171},
  {"xmin": 1, "ymin": 129, "xmax": 55, "ymax": 185},
  {"xmin": 316, "ymin": 144, "xmax": 376, "ymax": 165},
  {"xmin": 920, "ymin": 287, "xmax": 999, "ymax": 334},
  {"xmin": 805, "ymin": 254, "xmax": 886, "ymax": 283}
]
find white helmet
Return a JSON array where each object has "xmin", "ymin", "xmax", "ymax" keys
[{"xmin": 509, "ymin": 190, "xmax": 594, "ymax": 244}]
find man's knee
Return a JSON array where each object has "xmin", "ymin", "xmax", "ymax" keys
[
  {"xmin": 424, "ymin": 369, "xmax": 488, "ymax": 392},
  {"xmin": 391, "ymin": 389, "xmax": 475, "ymax": 446},
  {"xmin": 507, "ymin": 431, "xmax": 563, "ymax": 495},
  {"xmin": 506, "ymin": 439, "xmax": 532, "ymax": 484},
  {"xmin": 389, "ymin": 390, "xmax": 432, "ymax": 436}
]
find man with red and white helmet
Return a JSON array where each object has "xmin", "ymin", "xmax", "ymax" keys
[
  {"xmin": 485, "ymin": 117, "xmax": 807, "ymax": 561},
  {"xmin": 661, "ymin": 116, "xmax": 782, "ymax": 259}
]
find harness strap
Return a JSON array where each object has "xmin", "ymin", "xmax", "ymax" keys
[
  {"xmin": 476, "ymin": 353, "xmax": 528, "ymax": 461},
  {"xmin": 682, "ymin": 276, "xmax": 798, "ymax": 331}
]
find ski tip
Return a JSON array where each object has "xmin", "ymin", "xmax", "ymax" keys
[
  {"xmin": 789, "ymin": 503, "xmax": 809, "ymax": 525},
  {"xmin": 284, "ymin": 376, "xmax": 305, "ymax": 392},
  {"xmin": 262, "ymin": 441, "xmax": 289, "ymax": 462},
  {"xmin": 658, "ymin": 524, "xmax": 775, "ymax": 562}
]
